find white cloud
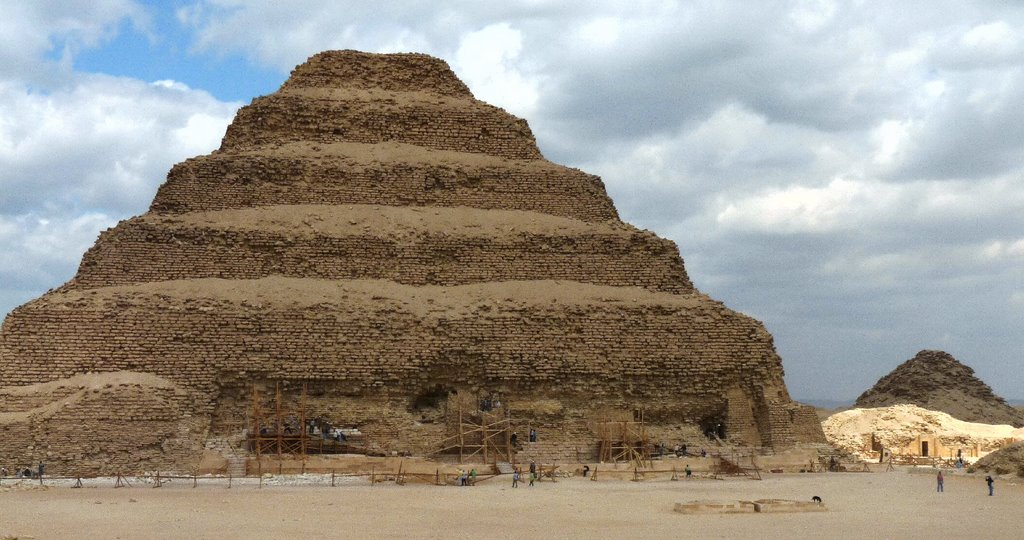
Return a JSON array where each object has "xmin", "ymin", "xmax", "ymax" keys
[
  {"xmin": 453, "ymin": 23, "xmax": 539, "ymax": 116},
  {"xmin": 715, "ymin": 178, "xmax": 893, "ymax": 234},
  {"xmin": 0, "ymin": 0, "xmax": 147, "ymax": 83},
  {"xmin": 0, "ymin": 74, "xmax": 238, "ymax": 214}
]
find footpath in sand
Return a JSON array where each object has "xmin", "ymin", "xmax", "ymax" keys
[{"xmin": 1, "ymin": 471, "xmax": 1020, "ymax": 539}]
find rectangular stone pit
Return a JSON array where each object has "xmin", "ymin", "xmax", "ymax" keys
[
  {"xmin": 673, "ymin": 500, "xmax": 756, "ymax": 514},
  {"xmin": 752, "ymin": 499, "xmax": 827, "ymax": 513}
]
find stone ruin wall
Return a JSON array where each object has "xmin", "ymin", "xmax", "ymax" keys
[{"xmin": 0, "ymin": 50, "xmax": 825, "ymax": 474}]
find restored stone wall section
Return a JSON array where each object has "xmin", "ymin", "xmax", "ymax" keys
[
  {"xmin": 71, "ymin": 218, "xmax": 692, "ymax": 293},
  {"xmin": 150, "ymin": 152, "xmax": 619, "ymax": 222}
]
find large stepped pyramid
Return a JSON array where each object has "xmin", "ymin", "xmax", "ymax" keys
[{"xmin": 0, "ymin": 50, "xmax": 824, "ymax": 474}]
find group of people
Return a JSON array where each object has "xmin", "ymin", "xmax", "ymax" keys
[
  {"xmin": 0, "ymin": 462, "xmax": 44, "ymax": 480},
  {"xmin": 511, "ymin": 460, "xmax": 539, "ymax": 487},
  {"xmin": 670, "ymin": 444, "xmax": 707, "ymax": 458},
  {"xmin": 937, "ymin": 470, "xmax": 996, "ymax": 496},
  {"xmin": 457, "ymin": 468, "xmax": 478, "ymax": 486},
  {"xmin": 509, "ymin": 429, "xmax": 539, "ymax": 449}
]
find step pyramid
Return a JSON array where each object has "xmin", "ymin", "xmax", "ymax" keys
[{"xmin": 0, "ymin": 50, "xmax": 824, "ymax": 474}]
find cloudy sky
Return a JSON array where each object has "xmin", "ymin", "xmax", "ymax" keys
[{"xmin": 1, "ymin": 0, "xmax": 1022, "ymax": 402}]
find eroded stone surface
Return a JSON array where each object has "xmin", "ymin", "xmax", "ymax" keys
[{"xmin": 0, "ymin": 50, "xmax": 824, "ymax": 474}]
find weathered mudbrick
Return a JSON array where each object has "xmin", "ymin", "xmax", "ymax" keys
[
  {"xmin": 70, "ymin": 207, "xmax": 691, "ymax": 293},
  {"xmin": 150, "ymin": 144, "xmax": 619, "ymax": 222},
  {"xmin": 0, "ymin": 50, "xmax": 824, "ymax": 475}
]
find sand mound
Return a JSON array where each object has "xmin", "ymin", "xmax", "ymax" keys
[
  {"xmin": 970, "ymin": 441, "xmax": 1024, "ymax": 477},
  {"xmin": 823, "ymin": 404, "xmax": 1024, "ymax": 458},
  {"xmin": 855, "ymin": 350, "xmax": 1024, "ymax": 427}
]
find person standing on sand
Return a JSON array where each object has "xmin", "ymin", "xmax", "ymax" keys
[
  {"xmin": 986, "ymin": 475, "xmax": 994, "ymax": 496},
  {"xmin": 512, "ymin": 470, "xmax": 520, "ymax": 488},
  {"xmin": 936, "ymin": 470, "xmax": 943, "ymax": 492}
]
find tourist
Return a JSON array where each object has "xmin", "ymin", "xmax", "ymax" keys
[
  {"xmin": 985, "ymin": 475, "xmax": 994, "ymax": 496},
  {"xmin": 685, "ymin": 464, "xmax": 692, "ymax": 478},
  {"xmin": 459, "ymin": 470, "xmax": 468, "ymax": 486},
  {"xmin": 529, "ymin": 428, "xmax": 537, "ymax": 442},
  {"xmin": 512, "ymin": 469, "xmax": 520, "ymax": 488},
  {"xmin": 529, "ymin": 472, "xmax": 536, "ymax": 487},
  {"xmin": 470, "ymin": 468, "xmax": 477, "ymax": 485},
  {"xmin": 936, "ymin": 470, "xmax": 943, "ymax": 492},
  {"xmin": 529, "ymin": 460, "xmax": 536, "ymax": 477},
  {"xmin": 510, "ymin": 432, "xmax": 518, "ymax": 447}
]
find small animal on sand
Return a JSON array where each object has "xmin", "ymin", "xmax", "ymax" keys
[{"xmin": 811, "ymin": 496, "xmax": 822, "ymax": 504}]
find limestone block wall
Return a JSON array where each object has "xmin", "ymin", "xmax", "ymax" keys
[
  {"xmin": 70, "ymin": 213, "xmax": 692, "ymax": 293},
  {"xmin": 150, "ymin": 148, "xmax": 619, "ymax": 222},
  {"xmin": 222, "ymin": 92, "xmax": 541, "ymax": 160}
]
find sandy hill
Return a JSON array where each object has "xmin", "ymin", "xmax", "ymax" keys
[
  {"xmin": 970, "ymin": 440, "xmax": 1024, "ymax": 477},
  {"xmin": 855, "ymin": 350, "xmax": 1024, "ymax": 427}
]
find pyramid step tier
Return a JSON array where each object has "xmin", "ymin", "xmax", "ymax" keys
[
  {"xmin": 220, "ymin": 91, "xmax": 541, "ymax": 160},
  {"xmin": 71, "ymin": 205, "xmax": 691, "ymax": 293},
  {"xmin": 279, "ymin": 50, "xmax": 474, "ymax": 99},
  {"xmin": 3, "ymin": 278, "xmax": 780, "ymax": 398},
  {"xmin": 151, "ymin": 142, "xmax": 618, "ymax": 222}
]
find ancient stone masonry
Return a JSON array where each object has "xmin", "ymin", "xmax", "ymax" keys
[{"xmin": 0, "ymin": 50, "xmax": 824, "ymax": 474}]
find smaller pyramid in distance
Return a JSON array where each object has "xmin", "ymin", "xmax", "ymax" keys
[{"xmin": 855, "ymin": 350, "xmax": 1023, "ymax": 427}]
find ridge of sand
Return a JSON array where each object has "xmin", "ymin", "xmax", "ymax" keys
[
  {"xmin": 135, "ymin": 204, "xmax": 642, "ymax": 239},
  {"xmin": 210, "ymin": 140, "xmax": 575, "ymax": 171},
  {"xmin": 33, "ymin": 277, "xmax": 712, "ymax": 316},
  {"xmin": 0, "ymin": 371, "xmax": 176, "ymax": 424}
]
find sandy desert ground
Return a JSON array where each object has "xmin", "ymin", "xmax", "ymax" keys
[{"xmin": 1, "ymin": 469, "xmax": 1021, "ymax": 539}]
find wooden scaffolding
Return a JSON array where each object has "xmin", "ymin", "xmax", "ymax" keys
[
  {"xmin": 247, "ymin": 381, "xmax": 311, "ymax": 457},
  {"xmin": 593, "ymin": 410, "xmax": 652, "ymax": 467},
  {"xmin": 433, "ymin": 396, "xmax": 514, "ymax": 464}
]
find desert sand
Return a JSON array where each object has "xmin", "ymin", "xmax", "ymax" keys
[{"xmin": 1, "ymin": 470, "xmax": 1020, "ymax": 539}]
